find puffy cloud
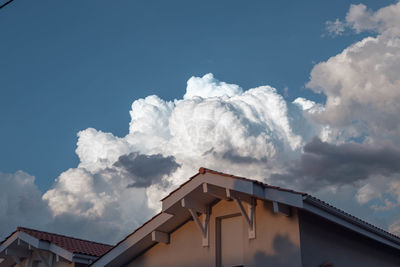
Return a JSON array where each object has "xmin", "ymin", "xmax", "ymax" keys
[
  {"xmin": 326, "ymin": 2, "xmax": 400, "ymax": 37},
  {"xmin": 345, "ymin": 2, "xmax": 400, "ymax": 36},
  {"xmin": 312, "ymin": 2, "xmax": 400, "ymax": 143},
  {"xmin": 0, "ymin": 171, "xmax": 51, "ymax": 237},
  {"xmin": 184, "ymin": 73, "xmax": 243, "ymax": 99},
  {"xmin": 43, "ymin": 168, "xmax": 114, "ymax": 217},
  {"xmin": 42, "ymin": 166, "xmax": 153, "ymax": 243},
  {"xmin": 33, "ymin": 73, "xmax": 309, "ymax": 243},
  {"xmin": 76, "ymin": 128, "xmax": 132, "ymax": 172},
  {"xmin": 270, "ymin": 137, "xmax": 400, "ymax": 191},
  {"xmin": 114, "ymin": 152, "xmax": 180, "ymax": 188},
  {"xmin": 308, "ymin": 35, "xmax": 400, "ymax": 139},
  {"xmin": 310, "ymin": 2, "xmax": 400, "ymax": 234},
  {"xmin": 5, "ymin": 2, "xmax": 400, "ymax": 242}
]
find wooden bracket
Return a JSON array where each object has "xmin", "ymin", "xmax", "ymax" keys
[
  {"xmin": 36, "ymin": 250, "xmax": 51, "ymax": 267},
  {"xmin": 228, "ymin": 190, "xmax": 256, "ymax": 239},
  {"xmin": 202, "ymin": 183, "xmax": 229, "ymax": 200},
  {"xmin": 11, "ymin": 255, "xmax": 23, "ymax": 267},
  {"xmin": 6, "ymin": 248, "xmax": 30, "ymax": 258},
  {"xmin": 181, "ymin": 198, "xmax": 208, "ymax": 214},
  {"xmin": 182, "ymin": 198, "xmax": 210, "ymax": 247},
  {"xmin": 273, "ymin": 201, "xmax": 291, "ymax": 216},
  {"xmin": 151, "ymin": 231, "xmax": 169, "ymax": 244}
]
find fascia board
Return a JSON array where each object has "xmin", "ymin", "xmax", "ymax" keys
[
  {"xmin": 17, "ymin": 232, "xmax": 74, "ymax": 262},
  {"xmin": 72, "ymin": 254, "xmax": 97, "ymax": 264},
  {"xmin": 16, "ymin": 232, "xmax": 43, "ymax": 249},
  {"xmin": 162, "ymin": 175, "xmax": 204, "ymax": 212},
  {"xmin": 162, "ymin": 172, "xmax": 264, "ymax": 212},
  {"xmin": 303, "ymin": 197, "xmax": 400, "ymax": 250},
  {"xmin": 203, "ymin": 173, "xmax": 255, "ymax": 195},
  {"xmin": 163, "ymin": 172, "xmax": 301, "ymax": 213},
  {"xmin": 48, "ymin": 243, "xmax": 74, "ymax": 262},
  {"xmin": 92, "ymin": 212, "xmax": 173, "ymax": 267},
  {"xmin": 264, "ymin": 188, "xmax": 303, "ymax": 208},
  {"xmin": 0, "ymin": 232, "xmax": 18, "ymax": 254}
]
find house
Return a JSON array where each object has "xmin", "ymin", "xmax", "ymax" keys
[
  {"xmin": 92, "ymin": 167, "xmax": 400, "ymax": 267},
  {"xmin": 0, "ymin": 227, "xmax": 112, "ymax": 267}
]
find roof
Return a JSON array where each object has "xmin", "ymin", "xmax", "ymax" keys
[
  {"xmin": 16, "ymin": 227, "xmax": 113, "ymax": 257},
  {"xmin": 197, "ymin": 168, "xmax": 399, "ymax": 241},
  {"xmin": 92, "ymin": 167, "xmax": 400, "ymax": 267},
  {"xmin": 0, "ymin": 226, "xmax": 113, "ymax": 266},
  {"xmin": 160, "ymin": 167, "xmax": 306, "ymax": 201},
  {"xmin": 304, "ymin": 196, "xmax": 400, "ymax": 242}
]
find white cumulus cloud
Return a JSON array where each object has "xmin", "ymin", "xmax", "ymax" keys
[{"xmin": 35, "ymin": 73, "xmax": 311, "ymax": 243}]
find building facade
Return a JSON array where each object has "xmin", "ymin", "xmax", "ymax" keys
[{"xmin": 93, "ymin": 168, "xmax": 400, "ymax": 267}]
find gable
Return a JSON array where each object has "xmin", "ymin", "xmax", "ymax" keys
[
  {"xmin": 127, "ymin": 198, "xmax": 302, "ymax": 267},
  {"xmin": 0, "ymin": 228, "xmax": 112, "ymax": 267},
  {"xmin": 93, "ymin": 168, "xmax": 400, "ymax": 267}
]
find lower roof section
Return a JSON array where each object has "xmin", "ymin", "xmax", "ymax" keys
[{"xmin": 0, "ymin": 227, "xmax": 112, "ymax": 266}]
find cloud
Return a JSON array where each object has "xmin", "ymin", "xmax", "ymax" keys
[
  {"xmin": 76, "ymin": 128, "xmax": 132, "ymax": 173},
  {"xmin": 184, "ymin": 73, "xmax": 243, "ymax": 99},
  {"xmin": 4, "ymin": 2, "xmax": 400, "ymax": 243},
  {"xmin": 311, "ymin": 8, "xmax": 400, "ymax": 141},
  {"xmin": 23, "ymin": 73, "xmax": 308, "ymax": 244},
  {"xmin": 43, "ymin": 168, "xmax": 114, "ymax": 218},
  {"xmin": 346, "ymin": 2, "xmax": 400, "ymax": 36},
  {"xmin": 0, "ymin": 171, "xmax": 51, "ymax": 238},
  {"xmin": 325, "ymin": 2, "xmax": 400, "ymax": 37},
  {"xmin": 389, "ymin": 220, "xmax": 400, "ymax": 236},
  {"xmin": 326, "ymin": 18, "xmax": 346, "ymax": 36},
  {"xmin": 42, "ymin": 166, "xmax": 153, "ymax": 243},
  {"xmin": 270, "ymin": 137, "xmax": 400, "ymax": 191},
  {"xmin": 309, "ymin": 2, "xmax": 400, "ymax": 227},
  {"xmin": 114, "ymin": 152, "xmax": 180, "ymax": 188},
  {"xmin": 356, "ymin": 183, "xmax": 382, "ymax": 205},
  {"xmin": 307, "ymin": 35, "xmax": 400, "ymax": 135},
  {"xmin": 70, "ymin": 74, "xmax": 306, "ymax": 207}
]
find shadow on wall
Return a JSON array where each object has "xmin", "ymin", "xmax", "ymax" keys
[{"xmin": 253, "ymin": 234, "xmax": 299, "ymax": 267}]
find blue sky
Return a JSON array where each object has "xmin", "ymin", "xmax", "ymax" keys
[
  {"xmin": 0, "ymin": 0, "xmax": 392, "ymax": 191},
  {"xmin": 2, "ymin": 0, "xmax": 400, "ymax": 243}
]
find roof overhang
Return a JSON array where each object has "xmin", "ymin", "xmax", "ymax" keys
[
  {"xmin": 92, "ymin": 168, "xmax": 304, "ymax": 267},
  {"xmin": 0, "ymin": 231, "xmax": 97, "ymax": 266},
  {"xmin": 92, "ymin": 168, "xmax": 400, "ymax": 267},
  {"xmin": 303, "ymin": 196, "xmax": 400, "ymax": 250}
]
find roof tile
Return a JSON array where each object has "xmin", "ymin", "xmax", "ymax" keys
[{"xmin": 17, "ymin": 227, "xmax": 113, "ymax": 257}]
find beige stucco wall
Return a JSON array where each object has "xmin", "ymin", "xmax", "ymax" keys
[
  {"xmin": 128, "ymin": 199, "xmax": 302, "ymax": 267},
  {"xmin": 299, "ymin": 210, "xmax": 400, "ymax": 267}
]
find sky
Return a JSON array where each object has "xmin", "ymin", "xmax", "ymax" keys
[{"xmin": 1, "ymin": 0, "xmax": 400, "ymax": 244}]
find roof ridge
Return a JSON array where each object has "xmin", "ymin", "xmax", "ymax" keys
[
  {"xmin": 199, "ymin": 167, "xmax": 306, "ymax": 195},
  {"xmin": 199, "ymin": 168, "xmax": 399, "ymax": 240},
  {"xmin": 17, "ymin": 226, "xmax": 113, "ymax": 247}
]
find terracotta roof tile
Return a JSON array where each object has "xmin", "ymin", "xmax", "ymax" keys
[{"xmin": 17, "ymin": 227, "xmax": 113, "ymax": 257}]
